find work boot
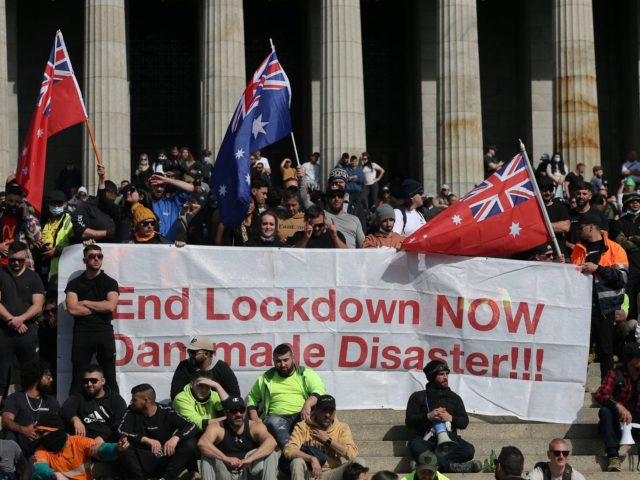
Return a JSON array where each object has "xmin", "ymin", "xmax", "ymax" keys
[
  {"xmin": 607, "ymin": 456, "xmax": 622, "ymax": 472},
  {"xmin": 449, "ymin": 460, "xmax": 483, "ymax": 473}
]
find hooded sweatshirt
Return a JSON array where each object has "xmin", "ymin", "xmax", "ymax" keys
[{"xmin": 172, "ymin": 383, "xmax": 223, "ymax": 429}]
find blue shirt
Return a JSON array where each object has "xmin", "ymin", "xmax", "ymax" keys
[
  {"xmin": 152, "ymin": 191, "xmax": 190, "ymax": 241},
  {"xmin": 346, "ymin": 166, "xmax": 364, "ymax": 193}
]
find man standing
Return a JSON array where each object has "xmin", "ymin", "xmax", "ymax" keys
[
  {"xmin": 405, "ymin": 360, "xmax": 481, "ymax": 473},
  {"xmin": 198, "ymin": 396, "xmax": 279, "ymax": 480},
  {"xmin": 170, "ymin": 335, "xmax": 240, "ymax": 400},
  {"xmin": 613, "ymin": 191, "xmax": 640, "ymax": 320},
  {"xmin": 571, "ymin": 211, "xmax": 628, "ymax": 379},
  {"xmin": 301, "ymin": 152, "xmax": 321, "ymax": 191},
  {"xmin": 65, "ymin": 244, "xmax": 120, "ymax": 394},
  {"xmin": 40, "ymin": 189, "xmax": 74, "ymax": 292},
  {"xmin": 594, "ymin": 342, "xmax": 640, "ymax": 472},
  {"xmin": 0, "ymin": 240, "xmax": 45, "ymax": 405},
  {"xmin": 0, "ymin": 184, "xmax": 41, "ymax": 268},
  {"xmin": 494, "ymin": 446, "xmax": 525, "ymax": 480},
  {"xmin": 483, "ymin": 145, "xmax": 503, "ymax": 179},
  {"xmin": 564, "ymin": 163, "xmax": 586, "ymax": 198},
  {"xmin": 283, "ymin": 394, "xmax": 364, "ymax": 480},
  {"xmin": 60, "ymin": 364, "xmax": 127, "ymax": 443},
  {"xmin": 251, "ymin": 178, "xmax": 270, "ymax": 214},
  {"xmin": 118, "ymin": 383, "xmax": 199, "ymax": 480},
  {"xmin": 526, "ymin": 438, "xmax": 585, "ymax": 480},
  {"xmin": 567, "ymin": 182, "xmax": 607, "ymax": 253},
  {"xmin": 393, "ymin": 180, "xmax": 427, "ymax": 236},
  {"xmin": 148, "ymin": 173, "xmax": 195, "ymax": 241},
  {"xmin": 1, "ymin": 361, "xmax": 59, "ymax": 457},
  {"xmin": 538, "ymin": 177, "xmax": 570, "ymax": 259},
  {"xmin": 323, "ymin": 184, "xmax": 365, "ymax": 248},
  {"xmin": 246, "ymin": 343, "xmax": 326, "ymax": 448}
]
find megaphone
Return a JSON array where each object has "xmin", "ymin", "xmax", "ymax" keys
[
  {"xmin": 620, "ymin": 423, "xmax": 640, "ymax": 446},
  {"xmin": 425, "ymin": 421, "xmax": 458, "ymax": 455}
]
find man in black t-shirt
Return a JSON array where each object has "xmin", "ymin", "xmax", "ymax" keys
[
  {"xmin": 567, "ymin": 182, "xmax": 608, "ymax": 254},
  {"xmin": 1, "ymin": 361, "xmax": 59, "ymax": 456},
  {"xmin": 65, "ymin": 244, "xmax": 120, "ymax": 394},
  {"xmin": 538, "ymin": 178, "xmax": 570, "ymax": 259},
  {"xmin": 0, "ymin": 241, "xmax": 45, "ymax": 405},
  {"xmin": 564, "ymin": 162, "xmax": 586, "ymax": 198},
  {"xmin": 290, "ymin": 206, "xmax": 347, "ymax": 248}
]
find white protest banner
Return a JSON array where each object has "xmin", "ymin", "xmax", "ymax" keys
[{"xmin": 57, "ymin": 244, "xmax": 591, "ymax": 423}]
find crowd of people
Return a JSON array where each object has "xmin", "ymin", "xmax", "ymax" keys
[{"xmin": 1, "ymin": 143, "xmax": 640, "ymax": 478}]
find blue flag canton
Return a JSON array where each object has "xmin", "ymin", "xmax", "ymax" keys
[{"xmin": 212, "ymin": 51, "xmax": 292, "ymax": 227}]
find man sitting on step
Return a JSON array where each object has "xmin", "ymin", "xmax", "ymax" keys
[
  {"xmin": 405, "ymin": 360, "xmax": 481, "ymax": 473},
  {"xmin": 495, "ymin": 446, "xmax": 525, "ymax": 480},
  {"xmin": 526, "ymin": 438, "xmax": 585, "ymax": 480},
  {"xmin": 594, "ymin": 341, "xmax": 640, "ymax": 472}
]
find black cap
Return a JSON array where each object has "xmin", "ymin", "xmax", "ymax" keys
[
  {"xmin": 623, "ymin": 192, "xmax": 640, "ymax": 207},
  {"xmin": 577, "ymin": 210, "xmax": 603, "ymax": 227},
  {"xmin": 222, "ymin": 396, "xmax": 245, "ymax": 410},
  {"xmin": 326, "ymin": 183, "xmax": 346, "ymax": 195},
  {"xmin": 35, "ymin": 414, "xmax": 64, "ymax": 431},
  {"xmin": 400, "ymin": 179, "xmax": 423, "ymax": 198},
  {"xmin": 49, "ymin": 190, "xmax": 67, "ymax": 203},
  {"xmin": 623, "ymin": 342, "xmax": 640, "ymax": 363},
  {"xmin": 423, "ymin": 360, "xmax": 450, "ymax": 382},
  {"xmin": 316, "ymin": 394, "xmax": 336, "ymax": 410}
]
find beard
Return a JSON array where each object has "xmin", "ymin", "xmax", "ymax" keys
[{"xmin": 37, "ymin": 381, "xmax": 52, "ymax": 394}]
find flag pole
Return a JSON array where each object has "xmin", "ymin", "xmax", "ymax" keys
[
  {"xmin": 85, "ymin": 119, "xmax": 103, "ymax": 167},
  {"xmin": 269, "ymin": 38, "xmax": 301, "ymax": 167},
  {"xmin": 519, "ymin": 139, "xmax": 562, "ymax": 258}
]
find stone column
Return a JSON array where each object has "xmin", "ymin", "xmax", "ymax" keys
[
  {"xmin": 437, "ymin": 0, "xmax": 484, "ymax": 196},
  {"xmin": 528, "ymin": 0, "xmax": 554, "ymax": 161},
  {"xmin": 83, "ymin": 0, "xmax": 130, "ymax": 190},
  {"xmin": 321, "ymin": 0, "xmax": 366, "ymax": 178},
  {"xmin": 201, "ymin": 0, "xmax": 245, "ymax": 160},
  {"xmin": 553, "ymin": 0, "xmax": 600, "ymax": 170},
  {"xmin": 419, "ymin": 0, "xmax": 438, "ymax": 195},
  {"xmin": 0, "ymin": 0, "xmax": 9, "ymax": 183},
  {"xmin": 309, "ymin": 0, "xmax": 322, "ymax": 157}
]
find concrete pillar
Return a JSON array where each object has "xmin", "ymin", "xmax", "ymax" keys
[
  {"xmin": 0, "ymin": 0, "xmax": 10, "ymax": 183},
  {"xmin": 309, "ymin": 0, "xmax": 321, "ymax": 157},
  {"xmin": 201, "ymin": 0, "xmax": 245, "ymax": 161},
  {"xmin": 553, "ymin": 0, "xmax": 600, "ymax": 170},
  {"xmin": 320, "ymin": 0, "xmax": 366, "ymax": 179},
  {"xmin": 437, "ymin": 0, "xmax": 484, "ymax": 196},
  {"xmin": 83, "ymin": 0, "xmax": 130, "ymax": 190},
  {"xmin": 6, "ymin": 0, "xmax": 17, "ymax": 180},
  {"xmin": 419, "ymin": 0, "xmax": 438, "ymax": 195},
  {"xmin": 528, "ymin": 0, "xmax": 554, "ymax": 162}
]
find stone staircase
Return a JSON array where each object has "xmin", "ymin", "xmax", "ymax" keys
[{"xmin": 339, "ymin": 363, "xmax": 639, "ymax": 479}]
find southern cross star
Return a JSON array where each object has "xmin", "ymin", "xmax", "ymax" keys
[
  {"xmin": 452, "ymin": 214, "xmax": 462, "ymax": 225},
  {"xmin": 218, "ymin": 185, "xmax": 227, "ymax": 197},
  {"xmin": 252, "ymin": 114, "xmax": 269, "ymax": 139}
]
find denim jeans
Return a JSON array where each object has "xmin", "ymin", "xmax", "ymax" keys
[
  {"xmin": 599, "ymin": 406, "xmax": 640, "ymax": 456},
  {"xmin": 263, "ymin": 413, "xmax": 300, "ymax": 448}
]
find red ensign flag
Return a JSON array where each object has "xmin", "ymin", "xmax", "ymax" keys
[
  {"xmin": 402, "ymin": 153, "xmax": 550, "ymax": 256},
  {"xmin": 16, "ymin": 30, "xmax": 87, "ymax": 212}
]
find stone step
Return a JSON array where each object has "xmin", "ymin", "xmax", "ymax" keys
[
  {"xmin": 360, "ymin": 454, "xmax": 631, "ymax": 473},
  {"xmin": 444, "ymin": 474, "xmax": 640, "ymax": 480},
  {"xmin": 350, "ymin": 423, "xmax": 599, "ymax": 441},
  {"xmin": 356, "ymin": 438, "xmax": 604, "ymax": 457},
  {"xmin": 341, "ymin": 406, "xmax": 600, "ymax": 428}
]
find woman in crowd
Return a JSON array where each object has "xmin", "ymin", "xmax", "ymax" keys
[{"xmin": 247, "ymin": 211, "xmax": 287, "ymax": 247}]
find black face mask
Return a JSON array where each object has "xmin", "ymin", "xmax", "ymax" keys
[
  {"xmin": 40, "ymin": 430, "xmax": 67, "ymax": 452},
  {"xmin": 4, "ymin": 203, "xmax": 18, "ymax": 215}
]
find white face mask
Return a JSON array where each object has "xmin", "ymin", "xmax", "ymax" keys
[{"xmin": 553, "ymin": 156, "xmax": 560, "ymax": 162}]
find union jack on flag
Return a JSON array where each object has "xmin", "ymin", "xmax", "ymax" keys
[
  {"xmin": 231, "ymin": 52, "xmax": 291, "ymax": 133},
  {"xmin": 17, "ymin": 30, "xmax": 87, "ymax": 213},
  {"xmin": 461, "ymin": 153, "xmax": 535, "ymax": 222}
]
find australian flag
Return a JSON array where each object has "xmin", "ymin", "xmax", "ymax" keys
[{"xmin": 211, "ymin": 50, "xmax": 292, "ymax": 227}]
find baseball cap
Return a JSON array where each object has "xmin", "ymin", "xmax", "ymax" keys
[
  {"xmin": 416, "ymin": 451, "xmax": 438, "ymax": 472},
  {"xmin": 35, "ymin": 414, "xmax": 64, "ymax": 432},
  {"xmin": 222, "ymin": 396, "xmax": 246, "ymax": 410},
  {"xmin": 577, "ymin": 210, "xmax": 603, "ymax": 227},
  {"xmin": 316, "ymin": 394, "xmax": 336, "ymax": 410},
  {"xmin": 440, "ymin": 184, "xmax": 450, "ymax": 191},
  {"xmin": 78, "ymin": 186, "xmax": 88, "ymax": 195},
  {"xmin": 187, "ymin": 336, "xmax": 214, "ymax": 351}
]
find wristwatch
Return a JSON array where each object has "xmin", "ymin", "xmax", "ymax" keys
[{"xmin": 324, "ymin": 439, "xmax": 332, "ymax": 448}]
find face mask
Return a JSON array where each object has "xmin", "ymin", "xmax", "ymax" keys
[
  {"xmin": 40, "ymin": 430, "xmax": 67, "ymax": 452},
  {"xmin": 553, "ymin": 156, "xmax": 560, "ymax": 162},
  {"xmin": 5, "ymin": 203, "xmax": 18, "ymax": 215},
  {"xmin": 49, "ymin": 206, "xmax": 64, "ymax": 216},
  {"xmin": 627, "ymin": 209, "xmax": 640, "ymax": 216}
]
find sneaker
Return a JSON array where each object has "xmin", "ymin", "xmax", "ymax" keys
[
  {"xmin": 607, "ymin": 456, "xmax": 622, "ymax": 472},
  {"xmin": 449, "ymin": 460, "xmax": 483, "ymax": 473}
]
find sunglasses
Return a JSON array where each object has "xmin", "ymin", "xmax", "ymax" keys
[
  {"xmin": 328, "ymin": 192, "xmax": 345, "ymax": 198},
  {"xmin": 86, "ymin": 253, "xmax": 104, "ymax": 260},
  {"xmin": 8, "ymin": 257, "xmax": 25, "ymax": 264},
  {"xmin": 541, "ymin": 187, "xmax": 555, "ymax": 193},
  {"xmin": 552, "ymin": 450, "xmax": 570, "ymax": 457},
  {"xmin": 141, "ymin": 220, "xmax": 156, "ymax": 227},
  {"xmin": 83, "ymin": 378, "xmax": 100, "ymax": 384},
  {"xmin": 228, "ymin": 407, "xmax": 246, "ymax": 415},
  {"xmin": 311, "ymin": 223, "xmax": 325, "ymax": 230}
]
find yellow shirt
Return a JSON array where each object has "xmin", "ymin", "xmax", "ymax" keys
[
  {"xmin": 268, "ymin": 373, "xmax": 308, "ymax": 415},
  {"xmin": 41, "ymin": 215, "xmax": 64, "ymax": 246}
]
